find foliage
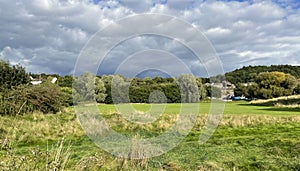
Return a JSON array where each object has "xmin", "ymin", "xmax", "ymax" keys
[
  {"xmin": 0, "ymin": 60, "xmax": 70, "ymax": 115},
  {"xmin": 111, "ymin": 75, "xmax": 130, "ymax": 103},
  {"xmin": 101, "ymin": 75, "xmax": 129, "ymax": 104},
  {"xmin": 57, "ymin": 75, "xmax": 73, "ymax": 87},
  {"xmin": 234, "ymin": 72, "xmax": 297, "ymax": 99},
  {"xmin": 0, "ymin": 82, "xmax": 67, "ymax": 115},
  {"xmin": 72, "ymin": 72, "xmax": 107, "ymax": 104},
  {"xmin": 94, "ymin": 77, "xmax": 107, "ymax": 103},
  {"xmin": 226, "ymin": 65, "xmax": 300, "ymax": 85},
  {"xmin": 101, "ymin": 75, "xmax": 206, "ymax": 104},
  {"xmin": 101, "ymin": 75, "xmax": 114, "ymax": 104},
  {"xmin": 176, "ymin": 74, "xmax": 200, "ymax": 103},
  {"xmin": 196, "ymin": 77, "xmax": 207, "ymax": 100},
  {"xmin": 294, "ymin": 84, "xmax": 300, "ymax": 94},
  {"xmin": 60, "ymin": 87, "xmax": 73, "ymax": 106},
  {"xmin": 234, "ymin": 83, "xmax": 259, "ymax": 99},
  {"xmin": 0, "ymin": 59, "xmax": 30, "ymax": 91},
  {"xmin": 205, "ymin": 85, "xmax": 222, "ymax": 98}
]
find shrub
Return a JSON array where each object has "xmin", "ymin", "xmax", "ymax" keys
[
  {"xmin": 60, "ymin": 87, "xmax": 73, "ymax": 106},
  {"xmin": 0, "ymin": 82, "xmax": 67, "ymax": 115}
]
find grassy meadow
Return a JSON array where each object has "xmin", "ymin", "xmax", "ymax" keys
[{"xmin": 1, "ymin": 101, "xmax": 300, "ymax": 170}]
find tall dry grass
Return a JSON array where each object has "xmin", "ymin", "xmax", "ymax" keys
[{"xmin": 250, "ymin": 95, "xmax": 300, "ymax": 107}]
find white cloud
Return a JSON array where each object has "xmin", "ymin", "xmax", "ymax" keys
[{"xmin": 0, "ymin": 0, "xmax": 299, "ymax": 76}]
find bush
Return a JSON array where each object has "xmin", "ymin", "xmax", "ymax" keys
[
  {"xmin": 0, "ymin": 82, "xmax": 67, "ymax": 115},
  {"xmin": 60, "ymin": 87, "xmax": 73, "ymax": 106}
]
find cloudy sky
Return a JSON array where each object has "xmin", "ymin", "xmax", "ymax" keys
[{"xmin": 0, "ymin": 0, "xmax": 300, "ymax": 77}]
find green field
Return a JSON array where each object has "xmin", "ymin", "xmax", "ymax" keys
[
  {"xmin": 1, "ymin": 101, "xmax": 300, "ymax": 170},
  {"xmin": 99, "ymin": 101, "xmax": 300, "ymax": 115}
]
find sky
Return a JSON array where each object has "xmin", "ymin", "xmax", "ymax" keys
[{"xmin": 0, "ymin": 0, "xmax": 300, "ymax": 77}]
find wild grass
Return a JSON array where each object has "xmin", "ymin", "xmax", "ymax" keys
[
  {"xmin": 1, "ymin": 102, "xmax": 300, "ymax": 170},
  {"xmin": 0, "ymin": 137, "xmax": 72, "ymax": 170},
  {"xmin": 250, "ymin": 95, "xmax": 300, "ymax": 107}
]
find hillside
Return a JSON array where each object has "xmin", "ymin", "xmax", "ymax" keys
[{"xmin": 225, "ymin": 65, "xmax": 300, "ymax": 84}]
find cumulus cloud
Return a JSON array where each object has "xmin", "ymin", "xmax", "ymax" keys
[
  {"xmin": 0, "ymin": 0, "xmax": 132, "ymax": 74},
  {"xmin": 0, "ymin": 0, "xmax": 299, "ymax": 76}
]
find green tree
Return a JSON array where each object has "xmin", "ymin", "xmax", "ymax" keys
[
  {"xmin": 234, "ymin": 83, "xmax": 248, "ymax": 97},
  {"xmin": 159, "ymin": 83, "xmax": 181, "ymax": 103},
  {"xmin": 129, "ymin": 85, "xmax": 151, "ymax": 103},
  {"xmin": 226, "ymin": 65, "xmax": 300, "ymax": 85},
  {"xmin": 176, "ymin": 74, "xmax": 199, "ymax": 103},
  {"xmin": 0, "ymin": 60, "xmax": 30, "ymax": 91},
  {"xmin": 60, "ymin": 87, "xmax": 73, "ymax": 106},
  {"xmin": 153, "ymin": 76, "xmax": 163, "ymax": 84},
  {"xmin": 255, "ymin": 72, "xmax": 297, "ymax": 99},
  {"xmin": 247, "ymin": 83, "xmax": 260, "ymax": 99},
  {"xmin": 111, "ymin": 75, "xmax": 129, "ymax": 103},
  {"xmin": 101, "ymin": 75, "xmax": 114, "ymax": 104},
  {"xmin": 196, "ymin": 77, "xmax": 207, "ymax": 100},
  {"xmin": 205, "ymin": 85, "xmax": 222, "ymax": 98},
  {"xmin": 234, "ymin": 72, "xmax": 298, "ymax": 99},
  {"xmin": 57, "ymin": 75, "xmax": 73, "ymax": 87},
  {"xmin": 294, "ymin": 84, "xmax": 300, "ymax": 94},
  {"xmin": 95, "ymin": 77, "xmax": 107, "ymax": 103},
  {"xmin": 73, "ymin": 72, "xmax": 106, "ymax": 104}
]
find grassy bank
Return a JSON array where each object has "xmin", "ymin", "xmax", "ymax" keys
[
  {"xmin": 250, "ymin": 95, "xmax": 300, "ymax": 107},
  {"xmin": 1, "ymin": 102, "xmax": 300, "ymax": 170}
]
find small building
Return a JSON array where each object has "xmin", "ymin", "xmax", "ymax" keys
[
  {"xmin": 30, "ymin": 76, "xmax": 57, "ymax": 85},
  {"xmin": 30, "ymin": 76, "xmax": 42, "ymax": 85}
]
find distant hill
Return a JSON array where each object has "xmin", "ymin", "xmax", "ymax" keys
[{"xmin": 225, "ymin": 65, "xmax": 300, "ymax": 85}]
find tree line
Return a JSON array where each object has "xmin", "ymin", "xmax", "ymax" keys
[
  {"xmin": 1, "ymin": 59, "xmax": 300, "ymax": 115},
  {"xmin": 72, "ymin": 73, "xmax": 209, "ymax": 104},
  {"xmin": 234, "ymin": 71, "xmax": 299, "ymax": 99},
  {"xmin": 225, "ymin": 65, "xmax": 300, "ymax": 85}
]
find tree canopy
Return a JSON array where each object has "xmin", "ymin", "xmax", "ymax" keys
[
  {"xmin": 226, "ymin": 65, "xmax": 300, "ymax": 85},
  {"xmin": 234, "ymin": 72, "xmax": 298, "ymax": 99},
  {"xmin": 0, "ymin": 60, "xmax": 30, "ymax": 91}
]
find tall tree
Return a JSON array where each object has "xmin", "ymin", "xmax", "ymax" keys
[
  {"xmin": 253, "ymin": 72, "xmax": 297, "ymax": 99},
  {"xmin": 111, "ymin": 75, "xmax": 129, "ymax": 103},
  {"xmin": 196, "ymin": 77, "xmax": 207, "ymax": 100},
  {"xmin": 73, "ymin": 72, "xmax": 106, "ymax": 104},
  {"xmin": 176, "ymin": 74, "xmax": 199, "ymax": 103},
  {"xmin": 0, "ymin": 60, "xmax": 30, "ymax": 91}
]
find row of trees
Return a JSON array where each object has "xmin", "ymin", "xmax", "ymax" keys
[
  {"xmin": 234, "ymin": 71, "xmax": 298, "ymax": 99},
  {"xmin": 225, "ymin": 65, "xmax": 300, "ymax": 85},
  {"xmin": 0, "ymin": 59, "xmax": 223, "ymax": 115},
  {"xmin": 36, "ymin": 71, "xmax": 300, "ymax": 103},
  {"xmin": 73, "ymin": 73, "xmax": 212, "ymax": 104},
  {"xmin": 1, "ymin": 59, "xmax": 300, "ymax": 116}
]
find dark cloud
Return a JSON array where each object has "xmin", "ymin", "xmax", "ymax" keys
[{"xmin": 0, "ymin": 0, "xmax": 299, "ymax": 76}]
